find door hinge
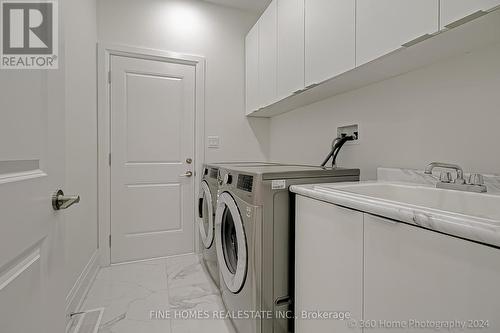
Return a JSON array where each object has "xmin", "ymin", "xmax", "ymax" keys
[
  {"xmin": 108, "ymin": 153, "xmax": 111, "ymax": 166},
  {"xmin": 109, "ymin": 235, "xmax": 111, "ymax": 248},
  {"xmin": 108, "ymin": 71, "xmax": 111, "ymax": 84}
]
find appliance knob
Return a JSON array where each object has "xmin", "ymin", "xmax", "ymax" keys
[
  {"xmin": 469, "ymin": 173, "xmax": 484, "ymax": 186},
  {"xmin": 224, "ymin": 174, "xmax": 233, "ymax": 185},
  {"xmin": 203, "ymin": 168, "xmax": 208, "ymax": 175}
]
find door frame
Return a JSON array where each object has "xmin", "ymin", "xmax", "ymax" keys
[{"xmin": 97, "ymin": 43, "xmax": 206, "ymax": 266}]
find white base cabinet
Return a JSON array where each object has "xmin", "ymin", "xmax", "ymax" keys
[
  {"xmin": 295, "ymin": 196, "xmax": 363, "ymax": 333},
  {"xmin": 295, "ymin": 196, "xmax": 500, "ymax": 333},
  {"xmin": 440, "ymin": 0, "xmax": 500, "ymax": 28},
  {"xmin": 364, "ymin": 214, "xmax": 500, "ymax": 332}
]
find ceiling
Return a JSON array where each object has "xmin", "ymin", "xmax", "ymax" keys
[{"xmin": 202, "ymin": 0, "xmax": 271, "ymax": 13}]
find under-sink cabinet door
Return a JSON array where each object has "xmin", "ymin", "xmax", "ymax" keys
[
  {"xmin": 364, "ymin": 214, "xmax": 500, "ymax": 332},
  {"xmin": 304, "ymin": 0, "xmax": 355, "ymax": 86},
  {"xmin": 356, "ymin": 0, "xmax": 439, "ymax": 66},
  {"xmin": 295, "ymin": 196, "xmax": 363, "ymax": 333},
  {"xmin": 245, "ymin": 22, "xmax": 259, "ymax": 114},
  {"xmin": 440, "ymin": 0, "xmax": 500, "ymax": 28},
  {"xmin": 277, "ymin": 0, "xmax": 305, "ymax": 100}
]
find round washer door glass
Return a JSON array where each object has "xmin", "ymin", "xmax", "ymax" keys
[
  {"xmin": 215, "ymin": 192, "xmax": 247, "ymax": 293},
  {"xmin": 198, "ymin": 181, "xmax": 214, "ymax": 249}
]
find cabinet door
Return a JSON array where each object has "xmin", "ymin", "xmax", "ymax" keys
[
  {"xmin": 364, "ymin": 214, "xmax": 500, "ymax": 332},
  {"xmin": 295, "ymin": 196, "xmax": 363, "ymax": 333},
  {"xmin": 356, "ymin": 0, "xmax": 439, "ymax": 66},
  {"xmin": 305, "ymin": 0, "xmax": 355, "ymax": 86},
  {"xmin": 245, "ymin": 22, "xmax": 259, "ymax": 114},
  {"xmin": 440, "ymin": 0, "xmax": 500, "ymax": 28},
  {"xmin": 259, "ymin": 0, "xmax": 278, "ymax": 107},
  {"xmin": 277, "ymin": 0, "xmax": 304, "ymax": 100}
]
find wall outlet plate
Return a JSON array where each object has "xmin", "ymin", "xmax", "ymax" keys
[
  {"xmin": 207, "ymin": 136, "xmax": 220, "ymax": 149},
  {"xmin": 337, "ymin": 124, "xmax": 359, "ymax": 145}
]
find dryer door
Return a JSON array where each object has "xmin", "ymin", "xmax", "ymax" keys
[
  {"xmin": 198, "ymin": 180, "xmax": 214, "ymax": 248},
  {"xmin": 215, "ymin": 192, "xmax": 248, "ymax": 293}
]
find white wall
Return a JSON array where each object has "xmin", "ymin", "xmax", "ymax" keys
[
  {"xmin": 65, "ymin": 0, "xmax": 98, "ymax": 306},
  {"xmin": 97, "ymin": 0, "xmax": 270, "ymax": 163},
  {"xmin": 269, "ymin": 43, "xmax": 500, "ymax": 180}
]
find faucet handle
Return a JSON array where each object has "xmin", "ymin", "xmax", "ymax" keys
[
  {"xmin": 468, "ymin": 173, "xmax": 485, "ymax": 186},
  {"xmin": 439, "ymin": 171, "xmax": 453, "ymax": 183}
]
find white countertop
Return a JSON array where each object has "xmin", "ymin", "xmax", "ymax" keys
[{"xmin": 291, "ymin": 172, "xmax": 500, "ymax": 248}]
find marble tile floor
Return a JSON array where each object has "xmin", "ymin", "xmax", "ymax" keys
[{"xmin": 72, "ymin": 254, "xmax": 233, "ymax": 333}]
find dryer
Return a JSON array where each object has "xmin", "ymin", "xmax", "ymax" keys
[
  {"xmin": 214, "ymin": 165, "xmax": 360, "ymax": 333},
  {"xmin": 198, "ymin": 164, "xmax": 221, "ymax": 288}
]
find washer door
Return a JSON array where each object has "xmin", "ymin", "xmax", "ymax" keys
[
  {"xmin": 198, "ymin": 181, "xmax": 214, "ymax": 249},
  {"xmin": 215, "ymin": 192, "xmax": 248, "ymax": 293}
]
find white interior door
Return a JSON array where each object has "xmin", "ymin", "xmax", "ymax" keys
[
  {"xmin": 0, "ymin": 55, "xmax": 66, "ymax": 332},
  {"xmin": 110, "ymin": 55, "xmax": 195, "ymax": 263}
]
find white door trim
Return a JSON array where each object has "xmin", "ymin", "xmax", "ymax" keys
[{"xmin": 97, "ymin": 43, "xmax": 206, "ymax": 267}]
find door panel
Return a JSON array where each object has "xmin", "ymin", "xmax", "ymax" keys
[
  {"xmin": 356, "ymin": 0, "xmax": 439, "ymax": 66},
  {"xmin": 258, "ymin": 0, "xmax": 278, "ymax": 107},
  {"xmin": 364, "ymin": 214, "xmax": 500, "ymax": 332},
  {"xmin": 110, "ymin": 55, "xmax": 195, "ymax": 263},
  {"xmin": 277, "ymin": 0, "xmax": 305, "ymax": 99},
  {"xmin": 440, "ymin": 0, "xmax": 500, "ymax": 28},
  {"xmin": 245, "ymin": 22, "xmax": 259, "ymax": 114},
  {"xmin": 295, "ymin": 196, "xmax": 363, "ymax": 333},
  {"xmin": 0, "ymin": 37, "xmax": 65, "ymax": 333},
  {"xmin": 125, "ymin": 73, "xmax": 182, "ymax": 162},
  {"xmin": 305, "ymin": 0, "xmax": 355, "ymax": 85}
]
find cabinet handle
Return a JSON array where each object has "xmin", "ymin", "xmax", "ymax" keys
[
  {"xmin": 275, "ymin": 296, "xmax": 292, "ymax": 306},
  {"xmin": 304, "ymin": 83, "xmax": 319, "ymax": 90},
  {"xmin": 444, "ymin": 10, "xmax": 487, "ymax": 29},
  {"xmin": 369, "ymin": 215, "xmax": 399, "ymax": 225},
  {"xmin": 401, "ymin": 34, "xmax": 433, "ymax": 48}
]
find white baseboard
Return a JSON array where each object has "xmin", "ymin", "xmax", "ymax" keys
[{"xmin": 65, "ymin": 249, "xmax": 100, "ymax": 322}]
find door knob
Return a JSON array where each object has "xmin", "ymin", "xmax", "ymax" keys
[
  {"xmin": 52, "ymin": 190, "xmax": 80, "ymax": 211},
  {"xmin": 180, "ymin": 171, "xmax": 193, "ymax": 177}
]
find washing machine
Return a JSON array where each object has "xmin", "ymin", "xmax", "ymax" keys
[
  {"xmin": 214, "ymin": 164, "xmax": 360, "ymax": 333},
  {"xmin": 198, "ymin": 162, "xmax": 280, "ymax": 289}
]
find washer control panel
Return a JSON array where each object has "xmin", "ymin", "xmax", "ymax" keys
[{"xmin": 237, "ymin": 174, "xmax": 253, "ymax": 192}]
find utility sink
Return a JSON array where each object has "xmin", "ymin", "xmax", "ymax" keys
[{"xmin": 314, "ymin": 182, "xmax": 500, "ymax": 221}]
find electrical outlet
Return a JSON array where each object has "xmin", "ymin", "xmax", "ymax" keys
[
  {"xmin": 337, "ymin": 124, "xmax": 359, "ymax": 144},
  {"xmin": 207, "ymin": 136, "xmax": 220, "ymax": 149}
]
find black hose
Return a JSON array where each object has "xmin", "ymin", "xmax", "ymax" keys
[{"xmin": 321, "ymin": 135, "xmax": 355, "ymax": 168}]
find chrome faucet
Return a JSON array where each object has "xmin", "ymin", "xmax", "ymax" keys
[
  {"xmin": 424, "ymin": 162, "xmax": 487, "ymax": 193},
  {"xmin": 424, "ymin": 162, "xmax": 465, "ymax": 184}
]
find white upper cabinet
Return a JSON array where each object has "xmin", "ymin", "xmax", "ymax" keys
[
  {"xmin": 258, "ymin": 0, "xmax": 278, "ymax": 107},
  {"xmin": 277, "ymin": 0, "xmax": 305, "ymax": 100},
  {"xmin": 440, "ymin": 0, "xmax": 500, "ymax": 28},
  {"xmin": 245, "ymin": 23, "xmax": 259, "ymax": 114},
  {"xmin": 305, "ymin": 0, "xmax": 355, "ymax": 86},
  {"xmin": 356, "ymin": 0, "xmax": 439, "ymax": 66},
  {"xmin": 245, "ymin": 22, "xmax": 259, "ymax": 114}
]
